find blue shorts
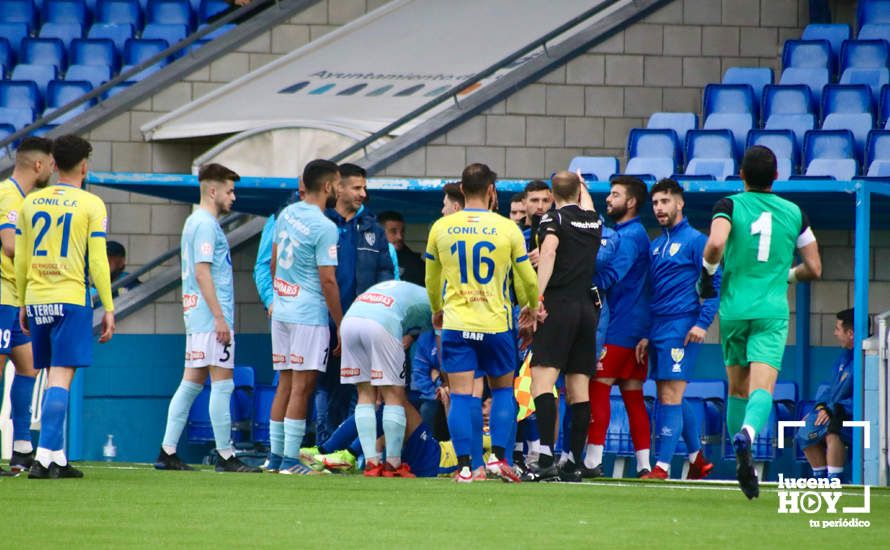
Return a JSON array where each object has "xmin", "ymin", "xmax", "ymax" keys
[
  {"xmin": 27, "ymin": 303, "xmax": 93, "ymax": 370},
  {"xmin": 0, "ymin": 304, "xmax": 31, "ymax": 354},
  {"xmin": 441, "ymin": 329, "xmax": 516, "ymax": 378},
  {"xmin": 401, "ymin": 422, "xmax": 440, "ymax": 478},
  {"xmin": 650, "ymin": 314, "xmax": 701, "ymax": 381},
  {"xmin": 795, "ymin": 410, "xmax": 852, "ymax": 449}
]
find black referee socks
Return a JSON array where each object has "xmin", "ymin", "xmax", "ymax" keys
[
  {"xmin": 533, "ymin": 393, "xmax": 557, "ymax": 467},
  {"xmin": 569, "ymin": 401, "xmax": 591, "ymax": 466}
]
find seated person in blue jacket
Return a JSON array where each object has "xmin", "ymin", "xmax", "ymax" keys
[
  {"xmin": 795, "ymin": 308, "xmax": 862, "ymax": 480},
  {"xmin": 90, "ymin": 240, "xmax": 140, "ymax": 300}
]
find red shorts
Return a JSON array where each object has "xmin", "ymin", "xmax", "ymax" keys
[{"xmin": 595, "ymin": 344, "xmax": 647, "ymax": 381}]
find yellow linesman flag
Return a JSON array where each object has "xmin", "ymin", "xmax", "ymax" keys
[{"xmin": 514, "ymin": 352, "xmax": 534, "ymax": 421}]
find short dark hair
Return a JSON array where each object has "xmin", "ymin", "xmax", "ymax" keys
[
  {"xmin": 837, "ymin": 308, "xmax": 872, "ymax": 335},
  {"xmin": 551, "ymin": 171, "xmax": 580, "ymax": 202},
  {"xmin": 16, "ymin": 137, "xmax": 53, "ymax": 156},
  {"xmin": 377, "ymin": 211, "xmax": 404, "ymax": 224},
  {"xmin": 650, "ymin": 178, "xmax": 683, "ymax": 198},
  {"xmin": 442, "ymin": 182, "xmax": 465, "ymax": 207},
  {"xmin": 198, "ymin": 163, "xmax": 240, "ymax": 183},
  {"xmin": 302, "ymin": 159, "xmax": 339, "ymax": 192},
  {"xmin": 106, "ymin": 240, "xmax": 126, "ymax": 258},
  {"xmin": 524, "ymin": 180, "xmax": 550, "ymax": 194},
  {"xmin": 610, "ymin": 175, "xmax": 647, "ymax": 208},
  {"xmin": 339, "ymin": 163, "xmax": 366, "ymax": 180},
  {"xmin": 52, "ymin": 134, "xmax": 92, "ymax": 172},
  {"xmin": 741, "ymin": 145, "xmax": 777, "ymax": 191},
  {"xmin": 460, "ymin": 163, "xmax": 496, "ymax": 198},
  {"xmin": 510, "ymin": 191, "xmax": 526, "ymax": 204}
]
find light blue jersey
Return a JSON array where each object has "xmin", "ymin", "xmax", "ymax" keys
[
  {"xmin": 181, "ymin": 208, "xmax": 233, "ymax": 333},
  {"xmin": 272, "ymin": 201, "xmax": 339, "ymax": 326},
  {"xmin": 344, "ymin": 281, "xmax": 432, "ymax": 340}
]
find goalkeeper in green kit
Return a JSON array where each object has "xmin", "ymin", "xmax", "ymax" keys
[{"xmin": 698, "ymin": 146, "xmax": 822, "ymax": 500}]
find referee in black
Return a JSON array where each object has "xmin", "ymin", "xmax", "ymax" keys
[{"xmin": 522, "ymin": 170, "xmax": 602, "ymax": 482}]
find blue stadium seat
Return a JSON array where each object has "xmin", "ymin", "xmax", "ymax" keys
[
  {"xmin": 124, "ymin": 37, "xmax": 168, "ymax": 65},
  {"xmin": 11, "ymin": 64, "xmax": 59, "ymax": 97},
  {"xmin": 65, "ymin": 64, "xmax": 110, "ymax": 88},
  {"xmin": 101, "ymin": 81, "xmax": 133, "ymax": 98},
  {"xmin": 187, "ymin": 365, "xmax": 255, "ymax": 445},
  {"xmin": 0, "ymin": 0, "xmax": 38, "ymax": 32},
  {"xmin": 839, "ymin": 67, "xmax": 889, "ymax": 104},
  {"xmin": 782, "ymin": 39, "xmax": 832, "ymax": 72},
  {"xmin": 801, "ymin": 23, "xmax": 850, "ymax": 67},
  {"xmin": 87, "ymin": 22, "xmax": 134, "ymax": 54},
  {"xmin": 0, "ymin": 122, "xmax": 15, "ymax": 143},
  {"xmin": 0, "ymin": 107, "xmax": 34, "ymax": 130},
  {"xmin": 773, "ymin": 381, "xmax": 798, "ymax": 422},
  {"xmin": 779, "ymin": 67, "xmax": 829, "ymax": 105},
  {"xmin": 141, "ymin": 22, "xmax": 188, "ymax": 46},
  {"xmin": 747, "ymin": 129, "xmax": 799, "ymax": 179},
  {"xmin": 0, "ymin": 62, "xmax": 5, "ymax": 80},
  {"xmin": 147, "ymin": 0, "xmax": 194, "ymax": 30},
  {"xmin": 96, "ymin": 0, "xmax": 143, "ymax": 29},
  {"xmin": 804, "ymin": 129, "xmax": 858, "ymax": 179},
  {"xmin": 646, "ymin": 112, "xmax": 697, "ymax": 147},
  {"xmin": 39, "ymin": 22, "xmax": 84, "ymax": 49},
  {"xmin": 724, "ymin": 408, "xmax": 778, "ymax": 461},
  {"xmin": 0, "ymin": 23, "xmax": 29, "ymax": 54},
  {"xmin": 684, "ymin": 380, "xmax": 726, "ymax": 446},
  {"xmin": 195, "ymin": 22, "xmax": 234, "ymax": 40},
  {"xmin": 625, "ymin": 128, "xmax": 679, "ymax": 181},
  {"xmin": 762, "ymin": 84, "xmax": 815, "ymax": 119},
  {"xmin": 605, "ymin": 392, "xmax": 634, "ymax": 457},
  {"xmin": 684, "ymin": 129, "xmax": 736, "ymax": 180},
  {"xmin": 882, "ymin": 85, "xmax": 890, "ymax": 127},
  {"xmin": 120, "ymin": 62, "xmax": 162, "ymax": 82},
  {"xmin": 0, "ymin": 80, "xmax": 42, "ymax": 111},
  {"xmin": 21, "ymin": 38, "xmax": 67, "ymax": 71},
  {"xmin": 71, "ymin": 38, "xmax": 119, "ymax": 72},
  {"xmin": 858, "ymin": 23, "xmax": 890, "ymax": 42},
  {"xmin": 43, "ymin": 0, "xmax": 88, "ymax": 25},
  {"xmin": 840, "ymin": 39, "xmax": 889, "ymax": 71},
  {"xmin": 866, "ymin": 129, "xmax": 890, "ymax": 175},
  {"xmin": 45, "ymin": 78, "xmax": 93, "ymax": 109},
  {"xmin": 252, "ymin": 384, "xmax": 275, "ymax": 445},
  {"xmin": 722, "ymin": 67, "xmax": 773, "ymax": 113},
  {"xmin": 0, "ymin": 38, "xmax": 14, "ymax": 72},
  {"xmin": 821, "ymin": 112, "xmax": 873, "ymax": 158},
  {"xmin": 199, "ymin": 0, "xmax": 228, "ymax": 22},
  {"xmin": 858, "ymin": 0, "xmax": 890, "ymax": 30},
  {"xmin": 567, "ymin": 156, "xmax": 619, "ymax": 182},
  {"xmin": 764, "ymin": 113, "xmax": 815, "ymax": 152},
  {"xmin": 821, "ymin": 84, "xmax": 874, "ymax": 120},
  {"xmin": 703, "ymin": 83, "xmax": 756, "ymax": 118},
  {"xmin": 703, "ymin": 112, "xmax": 752, "ymax": 158}
]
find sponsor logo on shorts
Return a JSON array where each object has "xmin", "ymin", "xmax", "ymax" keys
[
  {"xmin": 371, "ymin": 370, "xmax": 383, "ymax": 380},
  {"xmin": 290, "ymin": 354, "xmax": 304, "ymax": 365},
  {"xmin": 671, "ymin": 347, "xmax": 684, "ymax": 372},
  {"xmin": 272, "ymin": 353, "xmax": 286, "ymax": 364},
  {"xmin": 274, "ymin": 277, "xmax": 300, "ymax": 297},
  {"xmin": 461, "ymin": 331, "xmax": 484, "ymax": 341},
  {"xmin": 182, "ymin": 293, "xmax": 199, "ymax": 312},
  {"xmin": 27, "ymin": 303, "xmax": 64, "ymax": 325},
  {"xmin": 357, "ymin": 292, "xmax": 395, "ymax": 307},
  {"xmin": 341, "ymin": 367, "xmax": 361, "ymax": 377},
  {"xmin": 186, "ymin": 351, "xmax": 205, "ymax": 361}
]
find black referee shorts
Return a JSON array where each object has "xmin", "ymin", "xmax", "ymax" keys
[{"xmin": 531, "ymin": 297, "xmax": 599, "ymax": 376}]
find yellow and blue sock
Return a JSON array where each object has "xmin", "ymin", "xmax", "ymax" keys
[
  {"xmin": 655, "ymin": 403, "xmax": 682, "ymax": 471},
  {"xmin": 11, "ymin": 374, "xmax": 36, "ymax": 451},
  {"xmin": 161, "ymin": 380, "xmax": 202, "ymax": 453},
  {"xmin": 355, "ymin": 403, "xmax": 379, "ymax": 463},
  {"xmin": 382, "ymin": 405, "xmax": 406, "ymax": 466},
  {"xmin": 209, "ymin": 379, "xmax": 234, "ymax": 459}
]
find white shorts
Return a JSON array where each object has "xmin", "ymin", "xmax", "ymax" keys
[
  {"xmin": 340, "ymin": 317, "xmax": 406, "ymax": 387},
  {"xmin": 271, "ymin": 320, "xmax": 330, "ymax": 372},
  {"xmin": 185, "ymin": 331, "xmax": 235, "ymax": 369}
]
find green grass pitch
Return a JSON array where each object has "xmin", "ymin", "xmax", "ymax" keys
[{"xmin": 1, "ymin": 463, "xmax": 887, "ymax": 548}]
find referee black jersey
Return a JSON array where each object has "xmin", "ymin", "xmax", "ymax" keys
[{"xmin": 536, "ymin": 204, "xmax": 602, "ymax": 301}]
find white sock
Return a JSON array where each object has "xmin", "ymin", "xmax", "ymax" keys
[
  {"xmin": 636, "ymin": 449, "xmax": 651, "ymax": 472},
  {"xmin": 218, "ymin": 448, "xmax": 234, "ymax": 460},
  {"xmin": 656, "ymin": 461, "xmax": 671, "ymax": 472},
  {"xmin": 514, "ymin": 442, "xmax": 523, "ymax": 452},
  {"xmin": 35, "ymin": 447, "xmax": 53, "ymax": 468},
  {"xmin": 539, "ymin": 445, "xmax": 552, "ymax": 456},
  {"xmin": 828, "ymin": 466, "xmax": 843, "ymax": 475},
  {"xmin": 742, "ymin": 424, "xmax": 755, "ymax": 441},
  {"xmin": 13, "ymin": 440, "xmax": 33, "ymax": 454},
  {"xmin": 688, "ymin": 450, "xmax": 700, "ymax": 463},
  {"xmin": 812, "ymin": 466, "xmax": 827, "ymax": 476},
  {"xmin": 52, "ymin": 450, "xmax": 67, "ymax": 467},
  {"xmin": 528, "ymin": 439, "xmax": 541, "ymax": 455},
  {"xmin": 162, "ymin": 444, "xmax": 177, "ymax": 456},
  {"xmin": 584, "ymin": 444, "xmax": 603, "ymax": 468}
]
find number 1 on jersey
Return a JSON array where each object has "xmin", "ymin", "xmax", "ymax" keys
[{"xmin": 750, "ymin": 211, "xmax": 772, "ymax": 262}]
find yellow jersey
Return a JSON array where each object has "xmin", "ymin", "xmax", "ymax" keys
[
  {"xmin": 424, "ymin": 208, "xmax": 538, "ymax": 333},
  {"xmin": 15, "ymin": 183, "xmax": 114, "ymax": 310},
  {"xmin": 0, "ymin": 178, "xmax": 26, "ymax": 306}
]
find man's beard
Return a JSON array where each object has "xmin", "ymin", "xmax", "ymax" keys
[
  {"xmin": 35, "ymin": 176, "xmax": 51, "ymax": 189},
  {"xmin": 607, "ymin": 204, "xmax": 626, "ymax": 221}
]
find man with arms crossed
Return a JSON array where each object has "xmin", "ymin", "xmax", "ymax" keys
[
  {"xmin": 699, "ymin": 145, "xmax": 822, "ymax": 499},
  {"xmin": 16, "ymin": 135, "xmax": 115, "ymax": 478},
  {"xmin": 156, "ymin": 163, "xmax": 259, "ymax": 473}
]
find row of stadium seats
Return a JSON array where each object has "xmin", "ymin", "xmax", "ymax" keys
[{"xmin": 0, "ymin": 0, "xmax": 228, "ymax": 33}]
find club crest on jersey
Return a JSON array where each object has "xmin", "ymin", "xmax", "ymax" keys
[
  {"xmin": 671, "ymin": 347, "xmax": 684, "ymax": 372},
  {"xmin": 7, "ymin": 210, "xmax": 16, "ymax": 223},
  {"xmin": 364, "ymin": 232, "xmax": 376, "ymax": 246},
  {"xmin": 669, "ymin": 243, "xmax": 681, "ymax": 256}
]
